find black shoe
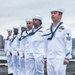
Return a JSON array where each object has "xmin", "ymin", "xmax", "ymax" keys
[{"xmin": 8, "ymin": 73, "xmax": 13, "ymax": 75}]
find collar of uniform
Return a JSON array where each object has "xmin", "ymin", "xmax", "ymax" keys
[
  {"xmin": 9, "ymin": 36, "xmax": 12, "ymax": 38},
  {"xmin": 27, "ymin": 29, "xmax": 33, "ymax": 34},
  {"xmin": 34, "ymin": 26, "xmax": 42, "ymax": 32},
  {"xmin": 13, "ymin": 34, "xmax": 17, "ymax": 37},
  {"xmin": 22, "ymin": 31, "xmax": 27, "ymax": 36},
  {"xmin": 52, "ymin": 22, "xmax": 61, "ymax": 31}
]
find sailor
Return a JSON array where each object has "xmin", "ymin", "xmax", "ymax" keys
[
  {"xmin": 44, "ymin": 8, "xmax": 72, "ymax": 75},
  {"xmin": 32, "ymin": 15, "xmax": 45, "ymax": 75},
  {"xmin": 4, "ymin": 28, "xmax": 13, "ymax": 75},
  {"xmin": 18, "ymin": 25, "xmax": 27, "ymax": 75},
  {"xmin": 24, "ymin": 18, "xmax": 34, "ymax": 75},
  {"xmin": 11, "ymin": 26, "xmax": 20, "ymax": 75},
  {"xmin": 25, "ymin": 15, "xmax": 45, "ymax": 75}
]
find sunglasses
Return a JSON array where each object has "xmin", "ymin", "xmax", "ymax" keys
[{"xmin": 27, "ymin": 22, "xmax": 31, "ymax": 24}]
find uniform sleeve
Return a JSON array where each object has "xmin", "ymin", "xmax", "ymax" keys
[
  {"xmin": 41, "ymin": 28, "xmax": 47, "ymax": 58},
  {"xmin": 13, "ymin": 36, "xmax": 20, "ymax": 52},
  {"xmin": 43, "ymin": 36, "xmax": 48, "ymax": 59},
  {"xmin": 64, "ymin": 28, "xmax": 72, "ymax": 60},
  {"xmin": 4, "ymin": 40, "xmax": 7, "ymax": 53},
  {"xmin": 43, "ymin": 28, "xmax": 50, "ymax": 58},
  {"xmin": 17, "ymin": 37, "xmax": 20, "ymax": 52}
]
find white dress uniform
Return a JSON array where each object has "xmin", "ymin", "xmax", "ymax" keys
[
  {"xmin": 24, "ymin": 29, "xmax": 35, "ymax": 75},
  {"xmin": 4, "ymin": 36, "xmax": 13, "ymax": 74},
  {"xmin": 44, "ymin": 22, "xmax": 72, "ymax": 75},
  {"xmin": 11, "ymin": 34, "xmax": 20, "ymax": 75},
  {"xmin": 25, "ymin": 26, "xmax": 45, "ymax": 75},
  {"xmin": 18, "ymin": 32, "xmax": 26, "ymax": 75}
]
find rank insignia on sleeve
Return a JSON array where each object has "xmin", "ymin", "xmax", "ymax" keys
[
  {"xmin": 66, "ymin": 36, "xmax": 71, "ymax": 41},
  {"xmin": 67, "ymin": 33, "xmax": 70, "ymax": 36},
  {"xmin": 66, "ymin": 33, "xmax": 71, "ymax": 41}
]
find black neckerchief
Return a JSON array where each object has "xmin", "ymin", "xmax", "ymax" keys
[
  {"xmin": 20, "ymin": 26, "xmax": 42, "ymax": 40},
  {"xmin": 11, "ymin": 34, "xmax": 18, "ymax": 42},
  {"xmin": 20, "ymin": 30, "xmax": 33, "ymax": 40},
  {"xmin": 47, "ymin": 22, "xmax": 63, "ymax": 40},
  {"xmin": 29, "ymin": 26, "xmax": 42, "ymax": 36},
  {"xmin": 19, "ymin": 32, "xmax": 23, "ymax": 41},
  {"xmin": 6, "ymin": 36, "xmax": 9, "ymax": 40},
  {"xmin": 19, "ymin": 30, "xmax": 28, "ymax": 41},
  {"xmin": 26, "ymin": 30, "xmax": 28, "ymax": 34}
]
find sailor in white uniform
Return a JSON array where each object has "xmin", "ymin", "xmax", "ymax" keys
[
  {"xmin": 24, "ymin": 18, "xmax": 34, "ymax": 75},
  {"xmin": 11, "ymin": 27, "xmax": 20, "ymax": 75},
  {"xmin": 18, "ymin": 25, "xmax": 27, "ymax": 75},
  {"xmin": 44, "ymin": 8, "xmax": 72, "ymax": 75},
  {"xmin": 32, "ymin": 15, "xmax": 45, "ymax": 75},
  {"xmin": 26, "ymin": 15, "xmax": 45, "ymax": 75},
  {"xmin": 4, "ymin": 28, "xmax": 13, "ymax": 75}
]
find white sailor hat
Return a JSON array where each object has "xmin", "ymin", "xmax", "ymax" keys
[
  {"xmin": 20, "ymin": 25, "xmax": 27, "ymax": 28},
  {"xmin": 13, "ymin": 26, "xmax": 19, "ymax": 29},
  {"xmin": 25, "ymin": 18, "xmax": 33, "ymax": 22},
  {"xmin": 32, "ymin": 15, "xmax": 42, "ymax": 21},
  {"xmin": 7, "ymin": 28, "xmax": 12, "ymax": 31},
  {"xmin": 50, "ymin": 8, "xmax": 64, "ymax": 14}
]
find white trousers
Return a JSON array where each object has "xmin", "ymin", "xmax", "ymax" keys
[
  {"xmin": 47, "ymin": 58, "xmax": 67, "ymax": 75},
  {"xmin": 12, "ymin": 55, "xmax": 19, "ymax": 75},
  {"xmin": 26, "ymin": 53, "xmax": 44, "ymax": 75},
  {"xmin": 19, "ymin": 56, "xmax": 25, "ymax": 75},
  {"xmin": 7, "ymin": 55, "xmax": 13, "ymax": 74}
]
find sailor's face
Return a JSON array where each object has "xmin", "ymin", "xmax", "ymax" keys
[
  {"xmin": 21, "ymin": 27, "xmax": 27, "ymax": 32},
  {"xmin": 51, "ymin": 11, "xmax": 62, "ymax": 22},
  {"xmin": 26, "ymin": 21, "xmax": 33, "ymax": 29},
  {"xmin": 33, "ymin": 19, "xmax": 40, "ymax": 27},
  {"xmin": 7, "ymin": 31, "xmax": 12, "ymax": 36}
]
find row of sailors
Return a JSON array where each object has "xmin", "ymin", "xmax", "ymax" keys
[
  {"xmin": 4, "ymin": 8, "xmax": 72, "ymax": 75},
  {"xmin": 5, "ymin": 15, "xmax": 46, "ymax": 75}
]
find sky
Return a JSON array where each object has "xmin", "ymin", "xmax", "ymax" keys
[{"xmin": 0, "ymin": 0, "xmax": 75, "ymax": 38}]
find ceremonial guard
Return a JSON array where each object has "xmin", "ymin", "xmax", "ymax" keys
[
  {"xmin": 11, "ymin": 27, "xmax": 20, "ymax": 75},
  {"xmin": 18, "ymin": 25, "xmax": 27, "ymax": 75},
  {"xmin": 44, "ymin": 8, "xmax": 72, "ymax": 75},
  {"xmin": 4, "ymin": 28, "xmax": 13, "ymax": 75},
  {"xmin": 23, "ymin": 18, "xmax": 34, "ymax": 75},
  {"xmin": 26, "ymin": 15, "xmax": 45, "ymax": 75}
]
